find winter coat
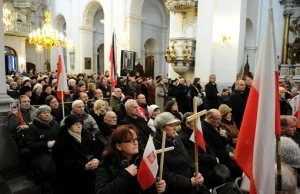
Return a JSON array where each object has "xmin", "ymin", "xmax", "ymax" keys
[
  {"xmin": 155, "ymin": 84, "xmax": 167, "ymax": 110},
  {"xmin": 52, "ymin": 129, "xmax": 99, "ymax": 194},
  {"xmin": 205, "ymin": 82, "xmax": 220, "ymax": 110},
  {"xmin": 189, "ymin": 84, "xmax": 205, "ymax": 112},
  {"xmin": 175, "ymin": 84, "xmax": 189, "ymax": 114},
  {"xmin": 220, "ymin": 118, "xmax": 239, "ymax": 146},
  {"xmin": 110, "ymin": 95, "xmax": 123, "ymax": 116},
  {"xmin": 51, "ymin": 106, "xmax": 70, "ymax": 123},
  {"xmin": 227, "ymin": 91, "xmax": 247, "ymax": 129}
]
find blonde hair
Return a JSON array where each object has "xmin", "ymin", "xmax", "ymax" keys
[
  {"xmin": 93, "ymin": 99, "xmax": 106, "ymax": 115},
  {"xmin": 88, "ymin": 82, "xmax": 96, "ymax": 90}
]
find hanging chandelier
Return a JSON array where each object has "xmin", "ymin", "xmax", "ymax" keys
[
  {"xmin": 29, "ymin": 11, "xmax": 70, "ymax": 50},
  {"xmin": 3, "ymin": 3, "xmax": 14, "ymax": 31}
]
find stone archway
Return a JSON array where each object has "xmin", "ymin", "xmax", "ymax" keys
[
  {"xmin": 144, "ymin": 38, "xmax": 157, "ymax": 78},
  {"xmin": 244, "ymin": 18, "xmax": 256, "ymax": 72}
]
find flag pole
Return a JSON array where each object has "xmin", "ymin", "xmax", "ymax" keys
[
  {"xmin": 158, "ymin": 130, "xmax": 167, "ymax": 181},
  {"xmin": 61, "ymin": 90, "xmax": 65, "ymax": 119},
  {"xmin": 193, "ymin": 97, "xmax": 199, "ymax": 175}
]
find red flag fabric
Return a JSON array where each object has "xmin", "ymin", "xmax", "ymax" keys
[
  {"xmin": 190, "ymin": 116, "xmax": 206, "ymax": 152},
  {"xmin": 235, "ymin": 9, "xmax": 279, "ymax": 194},
  {"xmin": 109, "ymin": 32, "xmax": 117, "ymax": 87},
  {"xmin": 56, "ymin": 46, "xmax": 69, "ymax": 100},
  {"xmin": 137, "ymin": 136, "xmax": 158, "ymax": 190}
]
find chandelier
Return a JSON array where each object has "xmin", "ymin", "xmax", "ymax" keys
[
  {"xmin": 29, "ymin": 11, "xmax": 70, "ymax": 50},
  {"xmin": 3, "ymin": 3, "xmax": 14, "ymax": 31},
  {"xmin": 165, "ymin": 0, "xmax": 197, "ymax": 15}
]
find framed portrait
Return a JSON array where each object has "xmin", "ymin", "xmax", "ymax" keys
[
  {"xmin": 121, "ymin": 50, "xmax": 136, "ymax": 76},
  {"xmin": 85, "ymin": 57, "xmax": 91, "ymax": 69}
]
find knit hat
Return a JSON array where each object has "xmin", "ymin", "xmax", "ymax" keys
[
  {"xmin": 36, "ymin": 105, "xmax": 51, "ymax": 115},
  {"xmin": 22, "ymin": 77, "xmax": 31, "ymax": 85},
  {"xmin": 19, "ymin": 86, "xmax": 32, "ymax": 95},
  {"xmin": 72, "ymin": 100, "xmax": 84, "ymax": 109},
  {"xmin": 280, "ymin": 137, "xmax": 300, "ymax": 168},
  {"xmin": 33, "ymin": 83, "xmax": 42, "ymax": 92},
  {"xmin": 154, "ymin": 112, "xmax": 181, "ymax": 130},
  {"xmin": 68, "ymin": 79, "xmax": 76, "ymax": 85},
  {"xmin": 10, "ymin": 81, "xmax": 17, "ymax": 87},
  {"xmin": 149, "ymin": 105, "xmax": 160, "ymax": 116},
  {"xmin": 218, "ymin": 104, "xmax": 232, "ymax": 116},
  {"xmin": 64, "ymin": 114, "xmax": 83, "ymax": 129}
]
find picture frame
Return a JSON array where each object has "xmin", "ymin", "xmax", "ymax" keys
[
  {"xmin": 85, "ymin": 57, "xmax": 91, "ymax": 69},
  {"xmin": 121, "ymin": 50, "xmax": 136, "ymax": 76}
]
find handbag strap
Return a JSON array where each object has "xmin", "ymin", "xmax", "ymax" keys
[{"xmin": 192, "ymin": 85, "xmax": 200, "ymax": 95}]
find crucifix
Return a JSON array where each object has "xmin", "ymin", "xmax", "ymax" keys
[{"xmin": 186, "ymin": 97, "xmax": 207, "ymax": 175}]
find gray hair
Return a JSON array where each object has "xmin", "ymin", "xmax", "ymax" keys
[
  {"xmin": 276, "ymin": 162, "xmax": 297, "ymax": 194},
  {"xmin": 72, "ymin": 100, "xmax": 84, "ymax": 109},
  {"xmin": 125, "ymin": 99, "xmax": 137, "ymax": 111}
]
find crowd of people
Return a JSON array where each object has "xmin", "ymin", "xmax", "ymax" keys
[{"xmin": 4, "ymin": 70, "xmax": 300, "ymax": 194}]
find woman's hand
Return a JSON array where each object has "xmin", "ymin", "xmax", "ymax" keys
[
  {"xmin": 156, "ymin": 178, "xmax": 166, "ymax": 194},
  {"xmin": 85, "ymin": 159, "xmax": 99, "ymax": 170},
  {"xmin": 125, "ymin": 164, "xmax": 138, "ymax": 176},
  {"xmin": 190, "ymin": 173, "xmax": 204, "ymax": 186}
]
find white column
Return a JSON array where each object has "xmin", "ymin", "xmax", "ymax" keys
[
  {"xmin": 169, "ymin": 13, "xmax": 183, "ymax": 38},
  {"xmin": 195, "ymin": 0, "xmax": 215, "ymax": 83},
  {"xmin": 126, "ymin": 14, "xmax": 143, "ymax": 60},
  {"xmin": 93, "ymin": 52, "xmax": 98, "ymax": 73},
  {"xmin": 0, "ymin": 0, "xmax": 18, "ymax": 170},
  {"xmin": 78, "ymin": 26, "xmax": 94, "ymax": 73}
]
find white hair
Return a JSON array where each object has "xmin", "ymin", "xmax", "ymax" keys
[
  {"xmin": 124, "ymin": 99, "xmax": 137, "ymax": 111},
  {"xmin": 72, "ymin": 100, "xmax": 84, "ymax": 109}
]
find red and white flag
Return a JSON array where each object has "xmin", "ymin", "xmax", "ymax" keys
[
  {"xmin": 137, "ymin": 135, "xmax": 158, "ymax": 190},
  {"xmin": 56, "ymin": 46, "xmax": 69, "ymax": 100},
  {"xmin": 235, "ymin": 9, "xmax": 280, "ymax": 194},
  {"xmin": 189, "ymin": 116, "xmax": 206, "ymax": 152},
  {"xmin": 109, "ymin": 32, "xmax": 117, "ymax": 87}
]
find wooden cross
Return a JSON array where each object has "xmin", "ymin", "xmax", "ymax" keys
[{"xmin": 186, "ymin": 97, "xmax": 207, "ymax": 175}]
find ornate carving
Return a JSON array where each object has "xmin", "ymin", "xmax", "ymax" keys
[
  {"xmin": 183, "ymin": 44, "xmax": 191, "ymax": 64},
  {"xmin": 288, "ymin": 37, "xmax": 300, "ymax": 63}
]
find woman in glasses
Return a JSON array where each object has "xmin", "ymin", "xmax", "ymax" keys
[{"xmin": 95, "ymin": 125, "xmax": 166, "ymax": 194}]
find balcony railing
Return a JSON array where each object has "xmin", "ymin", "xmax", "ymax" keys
[{"xmin": 4, "ymin": 21, "xmax": 39, "ymax": 37}]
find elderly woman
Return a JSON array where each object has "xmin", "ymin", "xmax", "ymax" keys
[
  {"xmin": 95, "ymin": 125, "xmax": 166, "ymax": 194},
  {"xmin": 31, "ymin": 83, "xmax": 42, "ymax": 105},
  {"xmin": 218, "ymin": 104, "xmax": 239, "ymax": 146},
  {"xmin": 90, "ymin": 99, "xmax": 107, "ymax": 127},
  {"xmin": 26, "ymin": 105, "xmax": 60, "ymax": 176},
  {"xmin": 52, "ymin": 114, "xmax": 100, "ymax": 194},
  {"xmin": 155, "ymin": 77, "xmax": 168, "ymax": 110},
  {"xmin": 153, "ymin": 112, "xmax": 205, "ymax": 194}
]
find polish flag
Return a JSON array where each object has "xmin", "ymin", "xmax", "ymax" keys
[
  {"xmin": 235, "ymin": 9, "xmax": 280, "ymax": 194},
  {"xmin": 189, "ymin": 116, "xmax": 206, "ymax": 152},
  {"xmin": 56, "ymin": 46, "xmax": 69, "ymax": 100},
  {"xmin": 137, "ymin": 136, "xmax": 158, "ymax": 190}
]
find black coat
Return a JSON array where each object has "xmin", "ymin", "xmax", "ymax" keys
[
  {"xmin": 51, "ymin": 106, "xmax": 70, "ymax": 123},
  {"xmin": 189, "ymin": 84, "xmax": 205, "ymax": 112},
  {"xmin": 26, "ymin": 117, "xmax": 60, "ymax": 175},
  {"xmin": 153, "ymin": 132, "xmax": 198, "ymax": 194},
  {"xmin": 205, "ymin": 82, "xmax": 220, "ymax": 109},
  {"xmin": 30, "ymin": 93, "xmax": 40, "ymax": 105},
  {"xmin": 121, "ymin": 114, "xmax": 154, "ymax": 150},
  {"xmin": 227, "ymin": 91, "xmax": 247, "ymax": 129},
  {"xmin": 52, "ymin": 129, "xmax": 99, "ymax": 194},
  {"xmin": 95, "ymin": 155, "xmax": 156, "ymax": 194},
  {"xmin": 280, "ymin": 99, "xmax": 292, "ymax": 115},
  {"xmin": 90, "ymin": 110, "xmax": 105, "ymax": 127},
  {"xmin": 175, "ymin": 84, "xmax": 189, "ymax": 113}
]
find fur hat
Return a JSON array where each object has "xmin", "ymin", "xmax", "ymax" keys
[
  {"xmin": 68, "ymin": 79, "xmax": 76, "ymax": 85},
  {"xmin": 154, "ymin": 112, "xmax": 181, "ymax": 130},
  {"xmin": 218, "ymin": 104, "xmax": 232, "ymax": 116},
  {"xmin": 36, "ymin": 105, "xmax": 51, "ymax": 115},
  {"xmin": 149, "ymin": 105, "xmax": 160, "ymax": 116},
  {"xmin": 33, "ymin": 83, "xmax": 42, "ymax": 92},
  {"xmin": 22, "ymin": 77, "xmax": 31, "ymax": 85},
  {"xmin": 72, "ymin": 100, "xmax": 84, "ymax": 109},
  {"xmin": 280, "ymin": 136, "xmax": 300, "ymax": 168},
  {"xmin": 19, "ymin": 86, "xmax": 32, "ymax": 95},
  {"xmin": 64, "ymin": 114, "xmax": 83, "ymax": 129}
]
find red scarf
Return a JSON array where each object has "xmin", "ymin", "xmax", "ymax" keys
[{"xmin": 16, "ymin": 111, "xmax": 26, "ymax": 125}]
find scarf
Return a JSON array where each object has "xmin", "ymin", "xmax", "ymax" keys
[
  {"xmin": 16, "ymin": 111, "xmax": 26, "ymax": 125},
  {"xmin": 68, "ymin": 130, "xmax": 82, "ymax": 143}
]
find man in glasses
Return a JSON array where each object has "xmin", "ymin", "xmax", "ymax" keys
[{"xmin": 202, "ymin": 109, "xmax": 242, "ymax": 180}]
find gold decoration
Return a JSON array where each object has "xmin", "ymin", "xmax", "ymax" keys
[
  {"xmin": 165, "ymin": 0, "xmax": 197, "ymax": 14},
  {"xmin": 3, "ymin": 3, "xmax": 14, "ymax": 32},
  {"xmin": 29, "ymin": 11, "xmax": 73, "ymax": 50}
]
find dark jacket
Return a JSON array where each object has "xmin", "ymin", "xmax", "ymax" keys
[
  {"xmin": 121, "ymin": 114, "xmax": 154, "ymax": 150},
  {"xmin": 190, "ymin": 84, "xmax": 205, "ymax": 112},
  {"xmin": 227, "ymin": 91, "xmax": 247, "ymax": 129},
  {"xmin": 95, "ymin": 155, "xmax": 155, "ymax": 194},
  {"xmin": 31, "ymin": 93, "xmax": 40, "ymax": 105},
  {"xmin": 205, "ymin": 82, "xmax": 220, "ymax": 109},
  {"xmin": 51, "ymin": 106, "xmax": 70, "ymax": 123},
  {"xmin": 175, "ymin": 84, "xmax": 189, "ymax": 114},
  {"xmin": 153, "ymin": 132, "xmax": 198, "ymax": 194},
  {"xmin": 280, "ymin": 98, "xmax": 292, "ymax": 115},
  {"xmin": 52, "ymin": 129, "xmax": 99, "ymax": 194},
  {"xmin": 89, "ymin": 110, "xmax": 105, "ymax": 127}
]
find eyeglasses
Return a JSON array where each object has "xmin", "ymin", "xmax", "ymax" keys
[
  {"xmin": 122, "ymin": 137, "xmax": 139, "ymax": 144},
  {"xmin": 211, "ymin": 117, "xmax": 221, "ymax": 121}
]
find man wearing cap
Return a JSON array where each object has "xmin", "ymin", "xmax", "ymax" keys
[
  {"xmin": 61, "ymin": 100, "xmax": 100, "ymax": 138},
  {"xmin": 202, "ymin": 109, "xmax": 242, "ymax": 179},
  {"xmin": 26, "ymin": 105, "xmax": 60, "ymax": 176},
  {"xmin": 121, "ymin": 99, "xmax": 153, "ymax": 149},
  {"xmin": 148, "ymin": 104, "xmax": 160, "ymax": 132},
  {"xmin": 227, "ymin": 80, "xmax": 247, "ymax": 129},
  {"xmin": 7, "ymin": 95, "xmax": 37, "ymax": 147}
]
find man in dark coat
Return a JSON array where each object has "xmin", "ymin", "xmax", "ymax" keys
[
  {"xmin": 205, "ymin": 74, "xmax": 220, "ymax": 110},
  {"xmin": 120, "ymin": 99, "xmax": 153, "ymax": 150},
  {"xmin": 202, "ymin": 109, "xmax": 242, "ymax": 179},
  {"xmin": 46, "ymin": 95, "xmax": 70, "ymax": 123},
  {"xmin": 227, "ymin": 80, "xmax": 247, "ymax": 129},
  {"xmin": 279, "ymin": 87, "xmax": 292, "ymax": 115},
  {"xmin": 175, "ymin": 78, "xmax": 189, "ymax": 114}
]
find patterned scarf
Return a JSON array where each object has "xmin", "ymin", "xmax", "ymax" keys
[{"xmin": 68, "ymin": 130, "xmax": 82, "ymax": 143}]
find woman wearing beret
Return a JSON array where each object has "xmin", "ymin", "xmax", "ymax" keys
[
  {"xmin": 153, "ymin": 112, "xmax": 206, "ymax": 194},
  {"xmin": 52, "ymin": 114, "xmax": 100, "ymax": 194},
  {"xmin": 26, "ymin": 105, "xmax": 60, "ymax": 177},
  {"xmin": 95, "ymin": 125, "xmax": 166, "ymax": 194}
]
